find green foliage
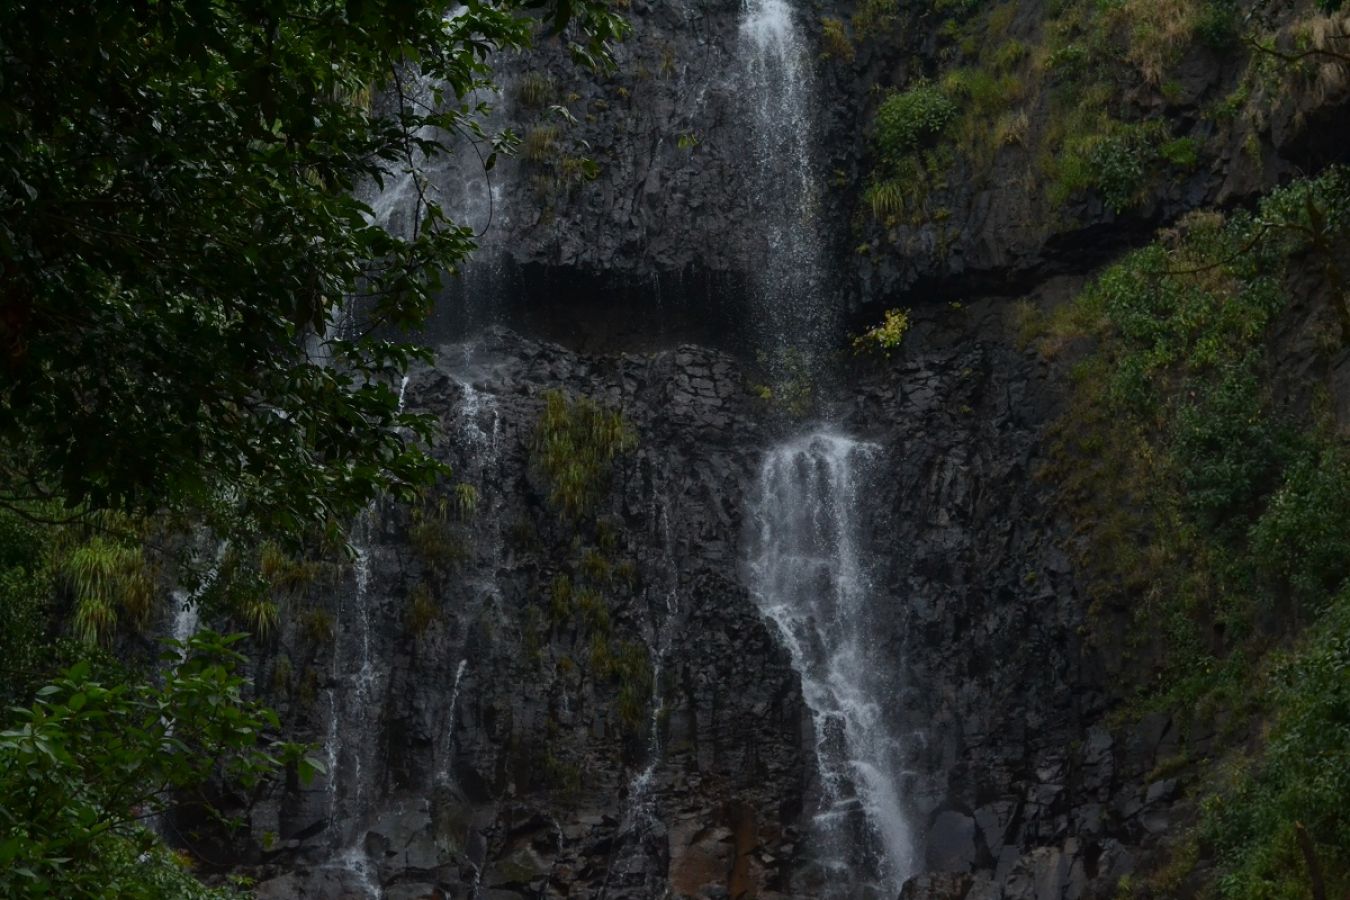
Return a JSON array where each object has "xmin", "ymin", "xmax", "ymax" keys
[
  {"xmin": 409, "ymin": 499, "xmax": 469, "ymax": 578},
  {"xmin": 0, "ymin": 631, "xmax": 321, "ymax": 898},
  {"xmin": 852, "ymin": 0, "xmax": 899, "ymax": 40},
  {"xmin": 0, "ymin": 510, "xmax": 56, "ymax": 700},
  {"xmin": 0, "ymin": 0, "xmax": 627, "ymax": 546},
  {"xmin": 516, "ymin": 72, "xmax": 556, "ymax": 108},
  {"xmin": 675, "ymin": 132, "xmax": 702, "ymax": 151},
  {"xmin": 523, "ymin": 124, "xmax": 562, "ymax": 162},
  {"xmin": 1250, "ymin": 447, "xmax": 1350, "ymax": 608},
  {"xmin": 258, "ymin": 542, "xmax": 326, "ymax": 596},
  {"xmin": 1050, "ymin": 122, "xmax": 1170, "ymax": 213},
  {"xmin": 865, "ymin": 179, "xmax": 906, "ymax": 220},
  {"xmin": 852, "ymin": 308, "xmax": 912, "ymax": 357},
  {"xmin": 1045, "ymin": 168, "xmax": 1350, "ymax": 896},
  {"xmin": 65, "ymin": 537, "xmax": 155, "ymax": 647},
  {"xmin": 596, "ymin": 640, "xmax": 650, "ymax": 735},
  {"xmin": 529, "ymin": 391, "xmax": 636, "ymax": 522},
  {"xmin": 1202, "ymin": 587, "xmax": 1350, "ymax": 900},
  {"xmin": 453, "ymin": 483, "xmax": 480, "ymax": 519},
  {"xmin": 1194, "ymin": 0, "xmax": 1240, "ymax": 49},
  {"xmin": 820, "ymin": 17, "xmax": 855, "ymax": 61},
  {"xmin": 873, "ymin": 83, "xmax": 959, "ymax": 160},
  {"xmin": 1160, "ymin": 136, "xmax": 1201, "ymax": 169},
  {"xmin": 751, "ymin": 348, "xmax": 821, "ymax": 418},
  {"xmin": 1172, "ymin": 363, "xmax": 1293, "ymax": 534},
  {"xmin": 298, "ymin": 608, "xmax": 335, "ymax": 645},
  {"xmin": 406, "ymin": 582, "xmax": 439, "ymax": 636}
]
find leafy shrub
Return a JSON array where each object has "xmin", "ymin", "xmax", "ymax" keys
[
  {"xmin": 1161, "ymin": 136, "xmax": 1200, "ymax": 169},
  {"xmin": 1172, "ymin": 362, "xmax": 1294, "ymax": 534},
  {"xmin": 853, "ymin": 308, "xmax": 912, "ymax": 357},
  {"xmin": 1202, "ymin": 587, "xmax": 1350, "ymax": 899},
  {"xmin": 852, "ymin": 0, "xmax": 898, "ymax": 39},
  {"xmin": 1250, "ymin": 447, "xmax": 1350, "ymax": 607},
  {"xmin": 0, "ymin": 632, "xmax": 320, "ymax": 898},
  {"xmin": 0, "ymin": 510, "xmax": 54, "ymax": 702},
  {"xmin": 1087, "ymin": 129, "xmax": 1152, "ymax": 213},
  {"xmin": 1194, "ymin": 0, "xmax": 1240, "ymax": 48},
  {"xmin": 874, "ymin": 83, "xmax": 958, "ymax": 161}
]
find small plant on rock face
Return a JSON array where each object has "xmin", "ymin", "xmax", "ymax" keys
[
  {"xmin": 516, "ymin": 72, "xmax": 555, "ymax": 109},
  {"xmin": 299, "ymin": 607, "xmax": 335, "ymax": 644},
  {"xmin": 65, "ymin": 537, "xmax": 155, "ymax": 646},
  {"xmin": 820, "ymin": 16, "xmax": 855, "ymax": 61},
  {"xmin": 580, "ymin": 547, "xmax": 611, "ymax": 585},
  {"xmin": 549, "ymin": 573, "xmax": 574, "ymax": 622},
  {"xmin": 530, "ymin": 390, "xmax": 636, "ymax": 522},
  {"xmin": 407, "ymin": 582, "xmax": 438, "ymax": 636},
  {"xmin": 259, "ymin": 541, "xmax": 325, "ymax": 596},
  {"xmin": 852, "ymin": 0, "xmax": 898, "ymax": 39},
  {"xmin": 409, "ymin": 500, "xmax": 469, "ymax": 577},
  {"xmin": 874, "ymin": 82, "xmax": 958, "ymax": 161},
  {"xmin": 866, "ymin": 179, "xmax": 905, "ymax": 221},
  {"xmin": 522, "ymin": 124, "xmax": 561, "ymax": 163},
  {"xmin": 238, "ymin": 595, "xmax": 280, "ymax": 639},
  {"xmin": 453, "ymin": 482, "xmax": 479, "ymax": 519},
  {"xmin": 853, "ymin": 308, "xmax": 912, "ymax": 357}
]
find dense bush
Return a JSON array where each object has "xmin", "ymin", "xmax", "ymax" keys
[
  {"xmin": 1202, "ymin": 587, "xmax": 1350, "ymax": 900},
  {"xmin": 1045, "ymin": 168, "xmax": 1350, "ymax": 896},
  {"xmin": 1172, "ymin": 362, "xmax": 1295, "ymax": 535},
  {"xmin": 1250, "ymin": 447, "xmax": 1350, "ymax": 609},
  {"xmin": 0, "ymin": 632, "xmax": 320, "ymax": 898},
  {"xmin": 873, "ymin": 83, "xmax": 958, "ymax": 161}
]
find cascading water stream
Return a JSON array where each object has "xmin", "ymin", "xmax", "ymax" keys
[
  {"xmin": 738, "ymin": 0, "xmax": 833, "ymax": 364},
  {"xmin": 746, "ymin": 433, "xmax": 916, "ymax": 895},
  {"xmin": 435, "ymin": 353, "xmax": 504, "ymax": 788},
  {"xmin": 318, "ymin": 373, "xmax": 422, "ymax": 897},
  {"xmin": 603, "ymin": 497, "xmax": 683, "ymax": 894}
]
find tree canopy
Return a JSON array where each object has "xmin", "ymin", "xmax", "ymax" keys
[
  {"xmin": 0, "ymin": 3, "xmax": 625, "ymax": 894},
  {"xmin": 0, "ymin": 0, "xmax": 625, "ymax": 542}
]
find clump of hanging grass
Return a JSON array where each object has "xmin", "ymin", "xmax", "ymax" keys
[{"xmin": 65, "ymin": 537, "xmax": 155, "ymax": 645}]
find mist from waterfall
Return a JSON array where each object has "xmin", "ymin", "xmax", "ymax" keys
[{"xmin": 746, "ymin": 433, "xmax": 916, "ymax": 896}]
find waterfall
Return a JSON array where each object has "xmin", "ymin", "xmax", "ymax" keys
[
  {"xmin": 435, "ymin": 352, "xmax": 504, "ymax": 790},
  {"xmin": 320, "ymin": 505, "xmax": 384, "ymax": 897},
  {"xmin": 746, "ymin": 432, "xmax": 916, "ymax": 895},
  {"xmin": 320, "ymin": 374, "xmax": 416, "ymax": 894},
  {"xmin": 738, "ymin": 0, "xmax": 833, "ymax": 365}
]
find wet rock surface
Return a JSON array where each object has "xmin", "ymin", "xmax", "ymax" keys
[
  {"xmin": 203, "ymin": 306, "xmax": 1203, "ymax": 898},
  {"xmin": 443, "ymin": 0, "xmax": 1350, "ymax": 312}
]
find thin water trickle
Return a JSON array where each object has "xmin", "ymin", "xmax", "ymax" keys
[
  {"xmin": 436, "ymin": 659, "xmax": 469, "ymax": 787},
  {"xmin": 746, "ymin": 432, "xmax": 915, "ymax": 896}
]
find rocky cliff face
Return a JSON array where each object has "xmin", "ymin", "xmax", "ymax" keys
[
  {"xmin": 194, "ymin": 1, "xmax": 1350, "ymax": 897},
  {"xmin": 202, "ymin": 306, "xmax": 1212, "ymax": 900},
  {"xmin": 450, "ymin": 0, "xmax": 1349, "ymax": 307}
]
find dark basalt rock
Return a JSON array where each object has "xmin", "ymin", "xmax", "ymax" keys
[{"xmin": 209, "ymin": 302, "xmax": 1203, "ymax": 898}]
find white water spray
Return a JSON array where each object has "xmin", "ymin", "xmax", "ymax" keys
[
  {"xmin": 746, "ymin": 432, "xmax": 916, "ymax": 895},
  {"xmin": 738, "ymin": 0, "xmax": 832, "ymax": 358}
]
